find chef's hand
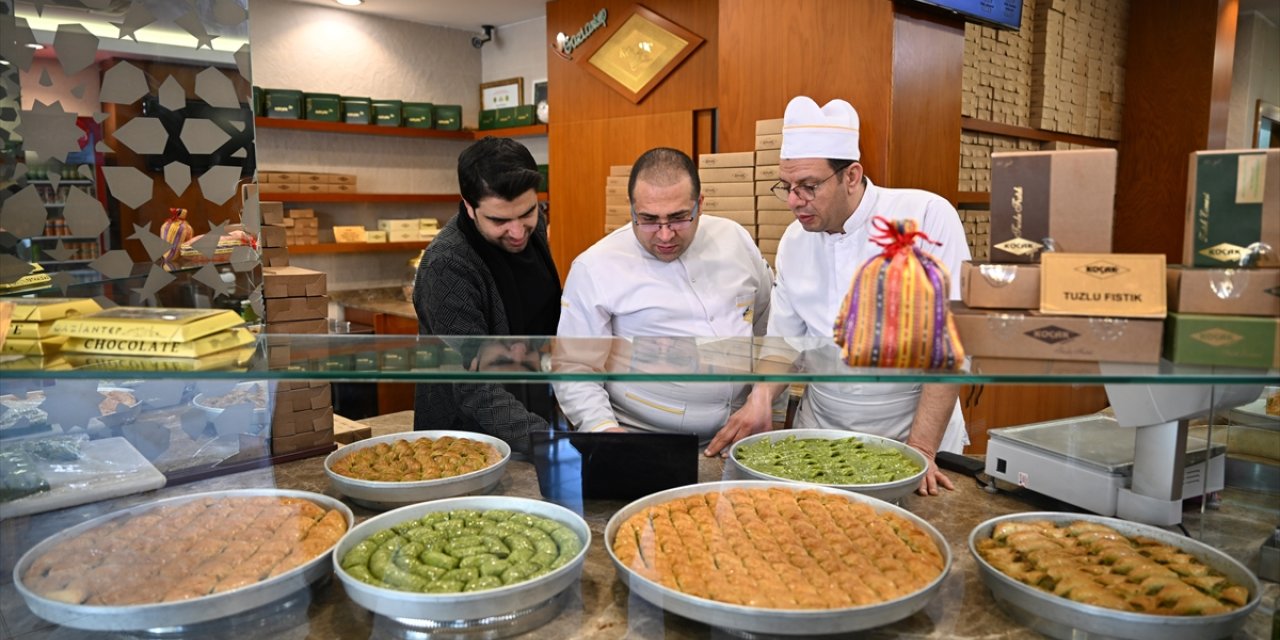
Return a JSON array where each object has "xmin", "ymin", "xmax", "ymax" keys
[
  {"xmin": 705, "ymin": 395, "xmax": 773, "ymax": 457},
  {"xmin": 907, "ymin": 440, "xmax": 954, "ymax": 496}
]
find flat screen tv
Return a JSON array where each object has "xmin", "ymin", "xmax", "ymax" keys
[{"xmin": 906, "ymin": 0, "xmax": 1023, "ymax": 31}]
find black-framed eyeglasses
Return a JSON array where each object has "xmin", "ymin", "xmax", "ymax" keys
[
  {"xmin": 631, "ymin": 201, "xmax": 700, "ymax": 232},
  {"xmin": 771, "ymin": 163, "xmax": 852, "ymax": 202}
]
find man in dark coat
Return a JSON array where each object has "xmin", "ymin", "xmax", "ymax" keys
[{"xmin": 412, "ymin": 137, "xmax": 561, "ymax": 454}]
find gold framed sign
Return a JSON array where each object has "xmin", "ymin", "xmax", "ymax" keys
[
  {"xmin": 575, "ymin": 5, "xmax": 704, "ymax": 105},
  {"xmin": 480, "ymin": 77, "xmax": 523, "ymax": 110}
]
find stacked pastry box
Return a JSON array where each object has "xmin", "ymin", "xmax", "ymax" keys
[
  {"xmin": 52, "ymin": 306, "xmax": 255, "ymax": 371},
  {"xmin": 2, "ymin": 298, "xmax": 101, "ymax": 358},
  {"xmin": 604, "ymin": 165, "xmax": 630, "ymax": 233},
  {"xmin": 698, "ymin": 151, "xmax": 757, "ymax": 246},
  {"xmin": 259, "ymin": 171, "xmax": 357, "ymax": 196},
  {"xmin": 951, "ymin": 148, "xmax": 1170, "ymax": 364},
  {"xmin": 261, "ymin": 265, "xmax": 335, "ymax": 455},
  {"xmin": 1165, "ymin": 149, "xmax": 1279, "ymax": 369},
  {"xmin": 755, "ymin": 118, "xmax": 787, "ymax": 265}
]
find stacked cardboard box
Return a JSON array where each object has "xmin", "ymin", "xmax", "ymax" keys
[
  {"xmin": 1164, "ymin": 149, "xmax": 1280, "ymax": 369},
  {"xmin": 697, "ymin": 152, "xmax": 757, "ymax": 243},
  {"xmin": 604, "ymin": 165, "xmax": 630, "ymax": 234},
  {"xmin": 262, "ymin": 266, "xmax": 328, "ymax": 335},
  {"xmin": 261, "ymin": 265, "xmax": 334, "ymax": 455},
  {"xmin": 378, "ymin": 219, "xmax": 419, "ymax": 243},
  {"xmin": 259, "ymin": 171, "xmax": 358, "ymax": 194},
  {"xmin": 754, "ymin": 118, "xmax": 785, "ymax": 264},
  {"xmin": 960, "ymin": 209, "xmax": 991, "ymax": 261},
  {"xmin": 954, "ymin": 148, "xmax": 1168, "ymax": 364},
  {"xmin": 271, "ymin": 379, "xmax": 335, "ymax": 455}
]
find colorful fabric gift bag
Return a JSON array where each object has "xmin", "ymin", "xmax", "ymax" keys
[{"xmin": 834, "ymin": 216, "xmax": 965, "ymax": 369}]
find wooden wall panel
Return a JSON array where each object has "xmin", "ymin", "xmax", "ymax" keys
[
  {"xmin": 717, "ymin": 0, "xmax": 895, "ymax": 179},
  {"xmin": 546, "ymin": 1, "xmax": 717, "ymax": 122},
  {"xmin": 1113, "ymin": 0, "xmax": 1236, "ymax": 259},
  {"xmin": 546, "ymin": 0, "xmax": 717, "ymax": 271},
  {"xmin": 547, "ymin": 112, "xmax": 695, "ymax": 272},
  {"xmin": 889, "ymin": 5, "xmax": 964, "ymax": 200}
]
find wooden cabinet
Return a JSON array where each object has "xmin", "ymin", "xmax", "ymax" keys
[{"xmin": 342, "ymin": 306, "xmax": 418, "ymax": 416}]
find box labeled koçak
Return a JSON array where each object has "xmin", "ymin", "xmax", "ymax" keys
[
  {"xmin": 1164, "ymin": 312, "xmax": 1279, "ymax": 369},
  {"xmin": 960, "ymin": 261, "xmax": 1040, "ymax": 310},
  {"xmin": 1167, "ymin": 267, "xmax": 1280, "ymax": 317},
  {"xmin": 1039, "ymin": 253, "xmax": 1166, "ymax": 318},
  {"xmin": 989, "ymin": 148, "xmax": 1117, "ymax": 262},
  {"xmin": 1183, "ymin": 149, "xmax": 1280, "ymax": 267},
  {"xmin": 951, "ymin": 303, "xmax": 1163, "ymax": 364}
]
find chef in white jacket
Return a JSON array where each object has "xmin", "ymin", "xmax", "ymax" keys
[
  {"xmin": 706, "ymin": 97, "xmax": 970, "ymax": 496},
  {"xmin": 554, "ymin": 148, "xmax": 776, "ymax": 445}
]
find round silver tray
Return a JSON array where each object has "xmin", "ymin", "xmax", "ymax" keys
[
  {"xmin": 324, "ymin": 430, "xmax": 510, "ymax": 510},
  {"xmin": 605, "ymin": 480, "xmax": 951, "ymax": 636},
  {"xmin": 334, "ymin": 495, "xmax": 590, "ymax": 621},
  {"xmin": 969, "ymin": 512, "xmax": 1262, "ymax": 640},
  {"xmin": 13, "ymin": 488, "xmax": 354, "ymax": 632},
  {"xmin": 727, "ymin": 429, "xmax": 927, "ymax": 502}
]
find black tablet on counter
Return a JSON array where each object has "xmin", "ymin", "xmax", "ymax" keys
[{"xmin": 530, "ymin": 431, "xmax": 699, "ymax": 503}]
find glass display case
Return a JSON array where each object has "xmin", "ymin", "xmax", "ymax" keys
[{"xmin": 0, "ymin": 336, "xmax": 1275, "ymax": 639}]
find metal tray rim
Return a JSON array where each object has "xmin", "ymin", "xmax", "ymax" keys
[
  {"xmin": 333, "ymin": 495, "xmax": 590, "ymax": 620},
  {"xmin": 604, "ymin": 480, "xmax": 951, "ymax": 634},
  {"xmin": 968, "ymin": 512, "xmax": 1262, "ymax": 638},
  {"xmin": 13, "ymin": 488, "xmax": 354, "ymax": 631},
  {"xmin": 323, "ymin": 431, "xmax": 511, "ymax": 505},
  {"xmin": 727, "ymin": 429, "xmax": 927, "ymax": 501}
]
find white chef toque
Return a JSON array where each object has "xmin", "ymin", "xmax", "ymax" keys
[{"xmin": 779, "ymin": 96, "xmax": 860, "ymax": 161}]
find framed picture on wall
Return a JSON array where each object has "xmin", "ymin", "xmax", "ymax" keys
[
  {"xmin": 532, "ymin": 79, "xmax": 547, "ymax": 106},
  {"xmin": 480, "ymin": 77, "xmax": 523, "ymax": 110},
  {"xmin": 574, "ymin": 5, "xmax": 703, "ymax": 105}
]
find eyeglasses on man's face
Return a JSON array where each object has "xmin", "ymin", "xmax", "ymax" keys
[
  {"xmin": 771, "ymin": 165, "xmax": 851, "ymax": 202},
  {"xmin": 631, "ymin": 201, "xmax": 700, "ymax": 232}
]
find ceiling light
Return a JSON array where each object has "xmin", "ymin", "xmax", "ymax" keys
[
  {"xmin": 335, "ymin": 0, "xmax": 363, "ymax": 6},
  {"xmin": 26, "ymin": 43, "xmax": 44, "ymax": 49}
]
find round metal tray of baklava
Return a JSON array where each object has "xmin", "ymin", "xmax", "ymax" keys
[
  {"xmin": 969, "ymin": 512, "xmax": 1261, "ymax": 640},
  {"xmin": 334, "ymin": 495, "xmax": 590, "ymax": 621},
  {"xmin": 324, "ymin": 430, "xmax": 510, "ymax": 510},
  {"xmin": 605, "ymin": 480, "xmax": 951, "ymax": 635},
  {"xmin": 727, "ymin": 429, "xmax": 927, "ymax": 502},
  {"xmin": 13, "ymin": 488, "xmax": 353, "ymax": 632}
]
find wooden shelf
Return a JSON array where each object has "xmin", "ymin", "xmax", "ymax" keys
[
  {"xmin": 254, "ymin": 118, "xmax": 547, "ymax": 141},
  {"xmin": 956, "ymin": 191, "xmax": 990, "ymax": 205},
  {"xmin": 255, "ymin": 117, "xmax": 473, "ymax": 140},
  {"xmin": 263, "ymin": 192, "xmax": 547, "ymax": 204},
  {"xmin": 262, "ymin": 192, "xmax": 459, "ymax": 203},
  {"xmin": 477, "ymin": 124, "xmax": 548, "ymax": 139},
  {"xmin": 960, "ymin": 117, "xmax": 1117, "ymax": 148},
  {"xmin": 288, "ymin": 241, "xmax": 431, "ymax": 255}
]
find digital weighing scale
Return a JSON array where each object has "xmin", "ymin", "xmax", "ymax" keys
[
  {"xmin": 984, "ymin": 381, "xmax": 1262, "ymax": 526},
  {"xmin": 986, "ymin": 414, "xmax": 1226, "ymax": 518}
]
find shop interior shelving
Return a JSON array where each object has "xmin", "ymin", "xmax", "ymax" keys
[
  {"xmin": 264, "ymin": 192, "xmax": 548, "ymax": 204},
  {"xmin": 287, "ymin": 241, "xmax": 430, "ymax": 255},
  {"xmin": 253, "ymin": 117, "xmax": 548, "ymax": 140}
]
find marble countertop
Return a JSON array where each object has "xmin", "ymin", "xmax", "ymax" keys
[{"xmin": 2, "ymin": 448, "xmax": 1276, "ymax": 639}]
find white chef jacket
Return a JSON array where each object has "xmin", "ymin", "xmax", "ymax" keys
[
  {"xmin": 555, "ymin": 215, "xmax": 774, "ymax": 443},
  {"xmin": 770, "ymin": 179, "xmax": 971, "ymax": 453}
]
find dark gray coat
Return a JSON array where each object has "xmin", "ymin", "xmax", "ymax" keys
[{"xmin": 411, "ymin": 211, "xmax": 553, "ymax": 453}]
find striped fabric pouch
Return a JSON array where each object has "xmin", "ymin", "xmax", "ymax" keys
[{"xmin": 834, "ymin": 216, "xmax": 964, "ymax": 370}]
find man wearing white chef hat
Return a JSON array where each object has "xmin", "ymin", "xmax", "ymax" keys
[{"xmin": 705, "ymin": 96, "xmax": 970, "ymax": 496}]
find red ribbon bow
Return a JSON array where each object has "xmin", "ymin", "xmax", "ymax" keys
[
  {"xmin": 167, "ymin": 207, "xmax": 187, "ymax": 222},
  {"xmin": 869, "ymin": 216, "xmax": 940, "ymax": 257}
]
